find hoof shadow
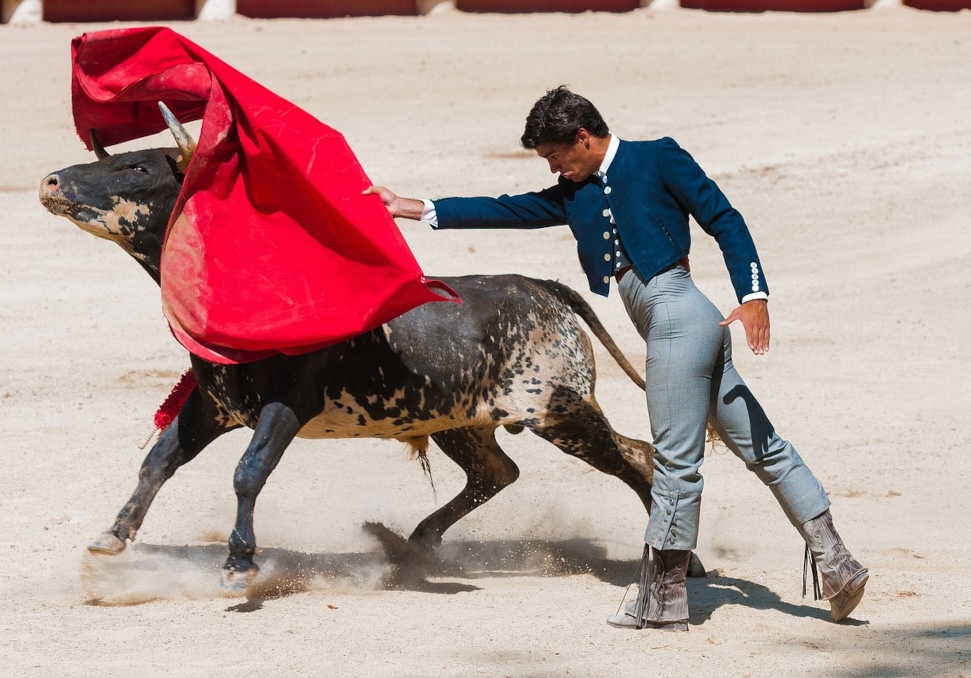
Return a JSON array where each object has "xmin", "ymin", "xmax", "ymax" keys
[{"xmin": 362, "ymin": 522, "xmax": 478, "ymax": 593}]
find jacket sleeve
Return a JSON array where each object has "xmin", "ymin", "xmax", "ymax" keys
[
  {"xmin": 656, "ymin": 137, "xmax": 769, "ymax": 302},
  {"xmin": 434, "ymin": 185, "xmax": 568, "ymax": 230}
]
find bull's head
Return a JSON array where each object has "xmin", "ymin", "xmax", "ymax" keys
[{"xmin": 39, "ymin": 103, "xmax": 195, "ymax": 283}]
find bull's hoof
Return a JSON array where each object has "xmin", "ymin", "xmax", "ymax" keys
[
  {"xmin": 220, "ymin": 565, "xmax": 259, "ymax": 594},
  {"xmin": 687, "ymin": 551, "xmax": 707, "ymax": 578},
  {"xmin": 367, "ymin": 522, "xmax": 438, "ymax": 565},
  {"xmin": 87, "ymin": 532, "xmax": 127, "ymax": 556}
]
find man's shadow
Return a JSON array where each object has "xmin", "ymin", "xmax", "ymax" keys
[{"xmin": 685, "ymin": 573, "xmax": 835, "ymax": 625}]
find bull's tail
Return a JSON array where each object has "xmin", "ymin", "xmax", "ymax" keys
[{"xmin": 535, "ymin": 279, "xmax": 645, "ymax": 391}]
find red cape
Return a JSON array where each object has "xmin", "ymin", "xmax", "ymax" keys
[{"xmin": 71, "ymin": 27, "xmax": 455, "ymax": 364}]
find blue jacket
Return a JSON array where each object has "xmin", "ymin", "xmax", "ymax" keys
[{"xmin": 434, "ymin": 137, "xmax": 767, "ymax": 302}]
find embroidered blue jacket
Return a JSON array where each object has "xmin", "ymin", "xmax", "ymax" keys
[{"xmin": 434, "ymin": 137, "xmax": 767, "ymax": 302}]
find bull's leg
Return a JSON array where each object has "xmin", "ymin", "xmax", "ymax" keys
[
  {"xmin": 222, "ymin": 402, "xmax": 302, "ymax": 593},
  {"xmin": 89, "ymin": 389, "xmax": 237, "ymax": 555},
  {"xmin": 531, "ymin": 390, "xmax": 655, "ymax": 512},
  {"xmin": 408, "ymin": 426, "xmax": 520, "ymax": 550}
]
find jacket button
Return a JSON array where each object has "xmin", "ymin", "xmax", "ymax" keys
[
  {"xmin": 603, "ymin": 276, "xmax": 610, "ymax": 284},
  {"xmin": 603, "ymin": 231, "xmax": 610, "ymax": 239},
  {"xmin": 604, "ymin": 186, "xmax": 612, "ymax": 194},
  {"xmin": 604, "ymin": 253, "xmax": 611, "ymax": 262},
  {"xmin": 602, "ymin": 209, "xmax": 610, "ymax": 218}
]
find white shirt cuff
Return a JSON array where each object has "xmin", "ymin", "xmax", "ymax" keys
[
  {"xmin": 741, "ymin": 292, "xmax": 769, "ymax": 303},
  {"xmin": 421, "ymin": 199, "xmax": 439, "ymax": 227}
]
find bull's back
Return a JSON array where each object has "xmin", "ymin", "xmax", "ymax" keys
[{"xmin": 391, "ymin": 274, "xmax": 595, "ymax": 391}]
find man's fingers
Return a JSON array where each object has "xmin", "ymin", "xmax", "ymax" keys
[
  {"xmin": 362, "ymin": 185, "xmax": 399, "ymax": 215},
  {"xmin": 718, "ymin": 311, "xmax": 739, "ymax": 327},
  {"xmin": 363, "ymin": 185, "xmax": 392, "ymax": 201},
  {"xmin": 749, "ymin": 326, "xmax": 770, "ymax": 355}
]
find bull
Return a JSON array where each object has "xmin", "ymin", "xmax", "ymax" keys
[{"xmin": 39, "ymin": 104, "xmax": 659, "ymax": 591}]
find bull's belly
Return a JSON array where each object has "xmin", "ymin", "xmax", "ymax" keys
[{"xmin": 294, "ymin": 398, "xmax": 538, "ymax": 441}]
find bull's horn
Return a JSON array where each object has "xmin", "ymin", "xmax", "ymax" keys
[
  {"xmin": 158, "ymin": 101, "xmax": 197, "ymax": 173},
  {"xmin": 90, "ymin": 129, "xmax": 110, "ymax": 160}
]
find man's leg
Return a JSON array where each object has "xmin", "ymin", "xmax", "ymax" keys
[
  {"xmin": 707, "ymin": 329, "xmax": 868, "ymax": 622},
  {"xmin": 610, "ymin": 267, "xmax": 722, "ymax": 630},
  {"xmin": 707, "ymin": 342, "xmax": 829, "ymax": 527}
]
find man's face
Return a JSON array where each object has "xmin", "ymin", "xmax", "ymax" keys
[{"xmin": 535, "ymin": 131, "xmax": 600, "ymax": 182}]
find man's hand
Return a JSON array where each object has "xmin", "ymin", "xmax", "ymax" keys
[
  {"xmin": 363, "ymin": 185, "xmax": 424, "ymax": 221},
  {"xmin": 720, "ymin": 299, "xmax": 770, "ymax": 355}
]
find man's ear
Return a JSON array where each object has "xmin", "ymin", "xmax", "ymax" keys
[{"xmin": 576, "ymin": 128, "xmax": 591, "ymax": 148}]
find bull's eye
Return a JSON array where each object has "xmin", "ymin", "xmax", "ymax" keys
[{"xmin": 130, "ymin": 165, "xmax": 148, "ymax": 174}]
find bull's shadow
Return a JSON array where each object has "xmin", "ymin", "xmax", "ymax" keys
[
  {"xmin": 81, "ymin": 524, "xmax": 635, "ymax": 610},
  {"xmin": 81, "ymin": 523, "xmax": 841, "ymax": 623}
]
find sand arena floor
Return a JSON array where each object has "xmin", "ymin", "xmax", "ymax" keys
[{"xmin": 1, "ymin": 7, "xmax": 969, "ymax": 676}]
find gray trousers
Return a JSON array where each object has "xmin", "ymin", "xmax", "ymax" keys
[{"xmin": 618, "ymin": 265, "xmax": 830, "ymax": 551}]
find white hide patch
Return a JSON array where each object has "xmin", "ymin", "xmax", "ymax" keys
[{"xmin": 65, "ymin": 197, "xmax": 151, "ymax": 258}]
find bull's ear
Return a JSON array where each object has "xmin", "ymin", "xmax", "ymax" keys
[
  {"xmin": 158, "ymin": 102, "xmax": 196, "ymax": 173},
  {"xmin": 90, "ymin": 129, "xmax": 110, "ymax": 160}
]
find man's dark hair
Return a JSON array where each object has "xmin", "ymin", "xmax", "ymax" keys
[{"xmin": 520, "ymin": 86, "xmax": 610, "ymax": 149}]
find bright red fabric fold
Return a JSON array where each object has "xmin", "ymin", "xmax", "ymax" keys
[{"xmin": 71, "ymin": 27, "xmax": 455, "ymax": 364}]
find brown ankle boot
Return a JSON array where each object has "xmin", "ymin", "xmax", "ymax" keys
[
  {"xmin": 606, "ymin": 547, "xmax": 690, "ymax": 631},
  {"xmin": 645, "ymin": 548, "xmax": 690, "ymax": 630},
  {"xmin": 798, "ymin": 509, "xmax": 868, "ymax": 622}
]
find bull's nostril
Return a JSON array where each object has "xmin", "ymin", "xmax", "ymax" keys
[{"xmin": 44, "ymin": 175, "xmax": 59, "ymax": 192}]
